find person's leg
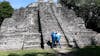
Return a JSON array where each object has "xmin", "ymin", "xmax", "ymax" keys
[
  {"xmin": 58, "ymin": 40, "xmax": 61, "ymax": 48},
  {"xmin": 52, "ymin": 40, "xmax": 55, "ymax": 48},
  {"xmin": 51, "ymin": 36, "xmax": 54, "ymax": 48}
]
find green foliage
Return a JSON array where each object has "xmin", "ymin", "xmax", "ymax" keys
[
  {"xmin": 60, "ymin": 0, "xmax": 100, "ymax": 6},
  {"xmin": 0, "ymin": 1, "xmax": 14, "ymax": 18},
  {"xmin": 95, "ymin": 0, "xmax": 100, "ymax": 6},
  {"xmin": 74, "ymin": 46, "xmax": 100, "ymax": 56},
  {"xmin": 0, "ymin": 1, "xmax": 14, "ymax": 25},
  {"xmin": 60, "ymin": 0, "xmax": 100, "ymax": 32}
]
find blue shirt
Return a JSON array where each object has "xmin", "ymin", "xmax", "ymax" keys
[
  {"xmin": 51, "ymin": 32, "xmax": 56, "ymax": 41},
  {"xmin": 56, "ymin": 33, "xmax": 61, "ymax": 41}
]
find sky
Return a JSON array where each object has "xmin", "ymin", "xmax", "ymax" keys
[{"xmin": 0, "ymin": 0, "xmax": 57, "ymax": 9}]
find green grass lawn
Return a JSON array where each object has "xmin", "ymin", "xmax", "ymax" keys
[
  {"xmin": 73, "ymin": 46, "xmax": 100, "ymax": 56},
  {"xmin": 0, "ymin": 49, "xmax": 56, "ymax": 56},
  {"xmin": 0, "ymin": 46, "xmax": 100, "ymax": 56}
]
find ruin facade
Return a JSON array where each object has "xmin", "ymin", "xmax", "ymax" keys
[{"xmin": 0, "ymin": 0, "xmax": 98, "ymax": 50}]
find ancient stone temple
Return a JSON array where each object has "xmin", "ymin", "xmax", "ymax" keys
[
  {"xmin": 0, "ymin": 0, "xmax": 98, "ymax": 50},
  {"xmin": 0, "ymin": 2, "xmax": 40, "ymax": 50},
  {"xmin": 38, "ymin": 0, "xmax": 44, "ymax": 2}
]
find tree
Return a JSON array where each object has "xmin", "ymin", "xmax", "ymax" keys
[
  {"xmin": 60, "ymin": 0, "xmax": 100, "ymax": 33},
  {"xmin": 0, "ymin": 1, "xmax": 14, "ymax": 26}
]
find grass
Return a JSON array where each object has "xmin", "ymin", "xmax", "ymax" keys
[
  {"xmin": 0, "ymin": 49, "xmax": 56, "ymax": 56},
  {"xmin": 73, "ymin": 46, "xmax": 100, "ymax": 56},
  {"xmin": 1, "ymin": 46, "xmax": 100, "ymax": 56}
]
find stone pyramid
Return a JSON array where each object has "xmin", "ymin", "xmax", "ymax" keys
[{"xmin": 0, "ymin": 0, "xmax": 97, "ymax": 50}]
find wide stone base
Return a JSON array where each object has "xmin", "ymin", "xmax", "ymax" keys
[{"xmin": 0, "ymin": 33, "xmax": 41, "ymax": 50}]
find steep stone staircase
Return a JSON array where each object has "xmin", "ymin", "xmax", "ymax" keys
[
  {"xmin": 0, "ymin": 1, "xmax": 97, "ymax": 50},
  {"xmin": 51, "ymin": 4, "xmax": 97, "ymax": 48},
  {"xmin": 39, "ymin": 3, "xmax": 68, "ymax": 48}
]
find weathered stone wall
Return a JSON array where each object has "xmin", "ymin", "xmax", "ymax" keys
[
  {"xmin": 0, "ymin": 3, "xmax": 41, "ymax": 50},
  {"xmin": 38, "ymin": 3, "xmax": 68, "ymax": 48},
  {"xmin": 0, "ymin": 1, "xmax": 98, "ymax": 50},
  {"xmin": 58, "ymin": 5, "xmax": 97, "ymax": 48}
]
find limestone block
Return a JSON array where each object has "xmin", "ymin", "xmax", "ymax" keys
[
  {"xmin": 95, "ymin": 34, "xmax": 100, "ymax": 46},
  {"xmin": 39, "ymin": 3, "xmax": 67, "ymax": 48},
  {"xmin": 0, "ymin": 3, "xmax": 40, "ymax": 50},
  {"xmin": 48, "ymin": 0, "xmax": 53, "ymax": 3},
  {"xmin": 28, "ymin": 3, "xmax": 38, "ymax": 8}
]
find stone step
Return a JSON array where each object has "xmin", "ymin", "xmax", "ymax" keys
[
  {"xmin": 39, "ymin": 3, "xmax": 68, "ymax": 48},
  {"xmin": 0, "ymin": 32, "xmax": 41, "ymax": 50},
  {"xmin": 24, "ymin": 45, "xmax": 41, "ymax": 49},
  {"xmin": 24, "ymin": 42, "xmax": 40, "ymax": 46},
  {"xmin": 52, "ymin": 4, "xmax": 97, "ymax": 48}
]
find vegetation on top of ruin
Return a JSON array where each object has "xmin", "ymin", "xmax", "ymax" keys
[
  {"xmin": 60, "ymin": 0, "xmax": 100, "ymax": 6},
  {"xmin": 60, "ymin": 0, "xmax": 100, "ymax": 33}
]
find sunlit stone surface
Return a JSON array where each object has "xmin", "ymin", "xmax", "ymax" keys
[{"xmin": 0, "ymin": 0, "xmax": 97, "ymax": 50}]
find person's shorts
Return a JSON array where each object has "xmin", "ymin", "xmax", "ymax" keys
[{"xmin": 56, "ymin": 40, "xmax": 59, "ymax": 43}]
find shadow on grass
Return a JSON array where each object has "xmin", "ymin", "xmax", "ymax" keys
[
  {"xmin": 57, "ymin": 46, "xmax": 100, "ymax": 56},
  {"xmin": 23, "ymin": 53, "xmax": 55, "ymax": 56},
  {"xmin": 8, "ymin": 46, "xmax": 100, "ymax": 56},
  {"xmin": 8, "ymin": 53, "xmax": 56, "ymax": 56},
  {"xmin": 8, "ymin": 53, "xmax": 20, "ymax": 56},
  {"xmin": 73, "ymin": 46, "xmax": 100, "ymax": 56}
]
